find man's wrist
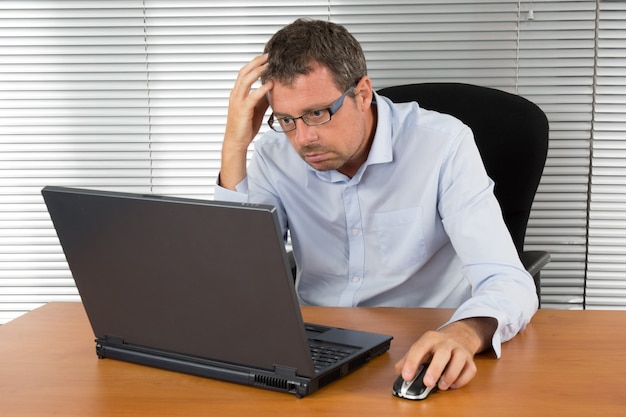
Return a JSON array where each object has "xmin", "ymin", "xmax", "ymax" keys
[
  {"xmin": 439, "ymin": 317, "xmax": 497, "ymax": 355},
  {"xmin": 219, "ymin": 144, "xmax": 249, "ymax": 191}
]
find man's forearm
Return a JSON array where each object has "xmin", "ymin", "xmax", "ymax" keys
[{"xmin": 219, "ymin": 144, "xmax": 248, "ymax": 191}]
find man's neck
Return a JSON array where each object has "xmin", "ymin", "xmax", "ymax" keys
[{"xmin": 338, "ymin": 104, "xmax": 378, "ymax": 178}]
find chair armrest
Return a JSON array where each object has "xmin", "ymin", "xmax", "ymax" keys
[{"xmin": 520, "ymin": 250, "xmax": 551, "ymax": 278}]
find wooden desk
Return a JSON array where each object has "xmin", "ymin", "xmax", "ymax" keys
[{"xmin": 1, "ymin": 303, "xmax": 624, "ymax": 416}]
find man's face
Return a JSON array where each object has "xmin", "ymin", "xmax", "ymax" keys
[{"xmin": 267, "ymin": 64, "xmax": 374, "ymax": 177}]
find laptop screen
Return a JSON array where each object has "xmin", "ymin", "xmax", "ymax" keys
[{"xmin": 42, "ymin": 186, "xmax": 317, "ymax": 376}]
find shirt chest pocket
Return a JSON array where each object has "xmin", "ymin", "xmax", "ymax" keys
[{"xmin": 374, "ymin": 207, "xmax": 427, "ymax": 271}]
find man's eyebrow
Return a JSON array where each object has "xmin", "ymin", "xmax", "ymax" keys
[{"xmin": 271, "ymin": 111, "xmax": 293, "ymax": 118}]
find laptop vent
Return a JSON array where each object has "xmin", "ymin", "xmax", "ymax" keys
[
  {"xmin": 348, "ymin": 354, "xmax": 370, "ymax": 372},
  {"xmin": 254, "ymin": 375, "xmax": 290, "ymax": 391},
  {"xmin": 317, "ymin": 369, "xmax": 342, "ymax": 389}
]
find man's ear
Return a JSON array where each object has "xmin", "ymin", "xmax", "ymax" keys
[{"xmin": 355, "ymin": 76, "xmax": 374, "ymax": 110}]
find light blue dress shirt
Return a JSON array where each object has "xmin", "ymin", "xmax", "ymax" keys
[{"xmin": 215, "ymin": 93, "xmax": 538, "ymax": 356}]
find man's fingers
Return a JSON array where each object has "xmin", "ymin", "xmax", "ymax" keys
[
  {"xmin": 394, "ymin": 328, "xmax": 478, "ymax": 391},
  {"xmin": 445, "ymin": 359, "xmax": 477, "ymax": 390},
  {"xmin": 394, "ymin": 331, "xmax": 438, "ymax": 381},
  {"xmin": 231, "ymin": 54, "xmax": 269, "ymax": 98}
]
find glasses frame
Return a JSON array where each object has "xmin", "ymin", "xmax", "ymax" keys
[{"xmin": 267, "ymin": 86, "xmax": 356, "ymax": 133}]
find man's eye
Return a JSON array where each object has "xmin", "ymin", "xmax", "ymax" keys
[
  {"xmin": 309, "ymin": 109, "xmax": 326, "ymax": 118},
  {"xmin": 280, "ymin": 117, "xmax": 295, "ymax": 125}
]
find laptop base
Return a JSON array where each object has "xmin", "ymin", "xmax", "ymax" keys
[{"xmin": 96, "ymin": 333, "xmax": 391, "ymax": 397}]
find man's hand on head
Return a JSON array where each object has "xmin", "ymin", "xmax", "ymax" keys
[{"xmin": 220, "ymin": 54, "xmax": 274, "ymax": 190}]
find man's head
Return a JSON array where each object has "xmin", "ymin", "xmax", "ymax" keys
[
  {"xmin": 262, "ymin": 18, "xmax": 367, "ymax": 92},
  {"xmin": 262, "ymin": 19, "xmax": 376, "ymax": 178}
]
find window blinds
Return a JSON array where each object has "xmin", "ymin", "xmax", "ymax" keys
[
  {"xmin": 0, "ymin": 0, "xmax": 619, "ymax": 323},
  {"xmin": 0, "ymin": 2, "xmax": 150, "ymax": 323},
  {"xmin": 516, "ymin": 0, "xmax": 597, "ymax": 309},
  {"xmin": 587, "ymin": 0, "xmax": 626, "ymax": 309},
  {"xmin": 0, "ymin": 1, "xmax": 331, "ymax": 323}
]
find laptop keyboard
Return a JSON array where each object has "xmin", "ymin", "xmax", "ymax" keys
[{"xmin": 308, "ymin": 342, "xmax": 355, "ymax": 371}]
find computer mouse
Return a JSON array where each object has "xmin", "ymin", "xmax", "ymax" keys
[{"xmin": 391, "ymin": 362, "xmax": 438, "ymax": 400}]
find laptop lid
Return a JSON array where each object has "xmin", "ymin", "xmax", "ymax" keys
[{"xmin": 41, "ymin": 186, "xmax": 392, "ymax": 396}]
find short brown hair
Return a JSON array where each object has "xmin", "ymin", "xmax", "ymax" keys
[{"xmin": 262, "ymin": 18, "xmax": 367, "ymax": 91}]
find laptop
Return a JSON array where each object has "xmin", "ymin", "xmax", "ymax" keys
[{"xmin": 41, "ymin": 186, "xmax": 393, "ymax": 398}]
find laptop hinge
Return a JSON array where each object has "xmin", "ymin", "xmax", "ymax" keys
[{"xmin": 96, "ymin": 335, "xmax": 125, "ymax": 359}]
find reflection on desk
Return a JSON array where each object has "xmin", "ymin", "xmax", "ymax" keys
[{"xmin": 1, "ymin": 302, "xmax": 625, "ymax": 417}]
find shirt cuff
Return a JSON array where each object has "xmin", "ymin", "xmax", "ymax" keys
[{"xmin": 214, "ymin": 174, "xmax": 249, "ymax": 203}]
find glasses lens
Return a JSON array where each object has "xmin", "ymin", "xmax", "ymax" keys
[
  {"xmin": 277, "ymin": 118, "xmax": 296, "ymax": 131},
  {"xmin": 269, "ymin": 114, "xmax": 292, "ymax": 132},
  {"xmin": 303, "ymin": 109, "xmax": 331, "ymax": 126}
]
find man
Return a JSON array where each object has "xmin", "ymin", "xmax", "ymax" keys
[{"xmin": 216, "ymin": 18, "xmax": 538, "ymax": 393}]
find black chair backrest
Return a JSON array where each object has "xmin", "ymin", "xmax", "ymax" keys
[{"xmin": 377, "ymin": 83, "xmax": 549, "ymax": 253}]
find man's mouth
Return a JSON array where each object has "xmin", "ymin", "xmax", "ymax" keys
[{"xmin": 303, "ymin": 152, "xmax": 328, "ymax": 163}]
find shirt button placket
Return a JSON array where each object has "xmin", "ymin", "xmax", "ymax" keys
[{"xmin": 337, "ymin": 184, "xmax": 365, "ymax": 307}]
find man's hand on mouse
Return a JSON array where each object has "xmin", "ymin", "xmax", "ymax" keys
[
  {"xmin": 394, "ymin": 317, "xmax": 497, "ymax": 390},
  {"xmin": 221, "ymin": 54, "xmax": 274, "ymax": 190}
]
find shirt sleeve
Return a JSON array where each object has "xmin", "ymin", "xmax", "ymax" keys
[
  {"xmin": 439, "ymin": 269, "xmax": 537, "ymax": 358},
  {"xmin": 436, "ymin": 127, "xmax": 538, "ymax": 358},
  {"xmin": 214, "ymin": 156, "xmax": 290, "ymax": 241}
]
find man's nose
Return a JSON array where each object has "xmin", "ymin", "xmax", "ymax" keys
[{"xmin": 293, "ymin": 119, "xmax": 316, "ymax": 146}]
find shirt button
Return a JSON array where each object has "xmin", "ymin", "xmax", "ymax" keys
[
  {"xmin": 351, "ymin": 276, "xmax": 361, "ymax": 283},
  {"xmin": 351, "ymin": 229, "xmax": 360, "ymax": 237}
]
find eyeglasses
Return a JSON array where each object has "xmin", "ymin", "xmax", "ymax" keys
[{"xmin": 267, "ymin": 86, "xmax": 355, "ymax": 133}]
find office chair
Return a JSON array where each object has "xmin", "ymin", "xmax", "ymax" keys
[{"xmin": 377, "ymin": 82, "xmax": 550, "ymax": 304}]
